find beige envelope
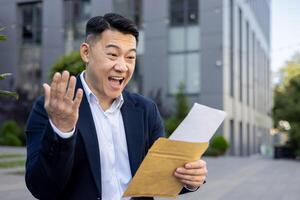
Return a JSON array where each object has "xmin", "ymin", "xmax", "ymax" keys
[{"xmin": 123, "ymin": 137, "xmax": 209, "ymax": 198}]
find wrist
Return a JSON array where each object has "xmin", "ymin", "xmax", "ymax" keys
[{"xmin": 52, "ymin": 120, "xmax": 74, "ymax": 132}]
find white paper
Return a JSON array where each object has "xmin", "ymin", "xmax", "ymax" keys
[{"xmin": 169, "ymin": 103, "xmax": 227, "ymax": 142}]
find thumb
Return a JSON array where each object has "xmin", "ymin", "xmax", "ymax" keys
[{"xmin": 43, "ymin": 83, "xmax": 51, "ymax": 108}]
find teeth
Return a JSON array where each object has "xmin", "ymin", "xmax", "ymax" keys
[{"xmin": 110, "ymin": 76, "xmax": 124, "ymax": 81}]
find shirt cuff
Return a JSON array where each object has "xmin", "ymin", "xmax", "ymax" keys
[
  {"xmin": 184, "ymin": 185, "xmax": 199, "ymax": 192},
  {"xmin": 49, "ymin": 119, "xmax": 75, "ymax": 139},
  {"xmin": 184, "ymin": 180, "xmax": 206, "ymax": 191}
]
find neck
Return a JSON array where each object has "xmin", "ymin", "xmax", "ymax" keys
[
  {"xmin": 99, "ymin": 99, "xmax": 114, "ymax": 111},
  {"xmin": 84, "ymin": 74, "xmax": 114, "ymax": 111}
]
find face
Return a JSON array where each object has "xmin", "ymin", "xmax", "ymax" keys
[{"xmin": 80, "ymin": 29, "xmax": 137, "ymax": 105}]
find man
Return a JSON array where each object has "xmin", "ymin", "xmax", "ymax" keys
[{"xmin": 25, "ymin": 13, "xmax": 207, "ymax": 200}]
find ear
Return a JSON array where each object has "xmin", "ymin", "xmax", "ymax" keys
[{"xmin": 80, "ymin": 42, "xmax": 90, "ymax": 64}]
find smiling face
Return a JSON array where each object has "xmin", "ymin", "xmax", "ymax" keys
[{"xmin": 80, "ymin": 29, "xmax": 137, "ymax": 109}]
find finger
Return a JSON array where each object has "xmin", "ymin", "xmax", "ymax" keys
[
  {"xmin": 50, "ymin": 72, "xmax": 61, "ymax": 101},
  {"xmin": 43, "ymin": 83, "xmax": 51, "ymax": 109},
  {"xmin": 185, "ymin": 159, "xmax": 206, "ymax": 169},
  {"xmin": 66, "ymin": 76, "xmax": 76, "ymax": 100},
  {"xmin": 175, "ymin": 167, "xmax": 207, "ymax": 176},
  {"xmin": 73, "ymin": 88, "xmax": 83, "ymax": 109},
  {"xmin": 57, "ymin": 71, "xmax": 70, "ymax": 101},
  {"xmin": 174, "ymin": 171, "xmax": 205, "ymax": 183}
]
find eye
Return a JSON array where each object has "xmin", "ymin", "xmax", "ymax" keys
[
  {"xmin": 107, "ymin": 53, "xmax": 118, "ymax": 60},
  {"xmin": 107, "ymin": 53, "xmax": 117, "ymax": 57},
  {"xmin": 127, "ymin": 55, "xmax": 136, "ymax": 60}
]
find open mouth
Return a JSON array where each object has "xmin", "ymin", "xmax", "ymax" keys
[{"xmin": 108, "ymin": 76, "xmax": 125, "ymax": 85}]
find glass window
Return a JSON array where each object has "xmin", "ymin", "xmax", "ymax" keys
[
  {"xmin": 170, "ymin": 0, "xmax": 184, "ymax": 26},
  {"xmin": 64, "ymin": 0, "xmax": 91, "ymax": 53},
  {"xmin": 187, "ymin": 26, "xmax": 199, "ymax": 51},
  {"xmin": 187, "ymin": 0, "xmax": 198, "ymax": 25},
  {"xmin": 113, "ymin": 0, "xmax": 143, "ymax": 28},
  {"xmin": 18, "ymin": 2, "xmax": 42, "ymax": 96},
  {"xmin": 168, "ymin": 54, "xmax": 185, "ymax": 94},
  {"xmin": 186, "ymin": 53, "xmax": 200, "ymax": 93},
  {"xmin": 170, "ymin": 0, "xmax": 198, "ymax": 26},
  {"xmin": 168, "ymin": 27, "xmax": 185, "ymax": 52},
  {"xmin": 168, "ymin": 0, "xmax": 200, "ymax": 95},
  {"xmin": 20, "ymin": 3, "xmax": 42, "ymax": 44}
]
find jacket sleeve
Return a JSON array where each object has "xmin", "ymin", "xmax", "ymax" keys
[{"xmin": 25, "ymin": 96, "xmax": 77, "ymax": 199}]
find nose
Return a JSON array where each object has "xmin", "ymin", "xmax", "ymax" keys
[{"xmin": 114, "ymin": 58, "xmax": 128, "ymax": 72}]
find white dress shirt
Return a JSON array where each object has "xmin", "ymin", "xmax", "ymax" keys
[{"xmin": 50, "ymin": 71, "xmax": 132, "ymax": 200}]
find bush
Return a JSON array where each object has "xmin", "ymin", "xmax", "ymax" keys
[
  {"xmin": 0, "ymin": 120, "xmax": 24, "ymax": 146},
  {"xmin": 204, "ymin": 134, "xmax": 229, "ymax": 156},
  {"xmin": 165, "ymin": 117, "xmax": 180, "ymax": 137},
  {"xmin": 0, "ymin": 133, "xmax": 22, "ymax": 146},
  {"xmin": 50, "ymin": 51, "xmax": 85, "ymax": 79}
]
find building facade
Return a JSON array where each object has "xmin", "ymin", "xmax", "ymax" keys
[{"xmin": 0, "ymin": 0, "xmax": 272, "ymax": 156}]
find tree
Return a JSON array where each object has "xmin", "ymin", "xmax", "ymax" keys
[
  {"xmin": 50, "ymin": 51, "xmax": 85, "ymax": 79},
  {"xmin": 164, "ymin": 84, "xmax": 189, "ymax": 137},
  {"xmin": 273, "ymin": 52, "xmax": 300, "ymax": 157}
]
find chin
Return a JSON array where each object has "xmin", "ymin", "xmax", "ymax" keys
[{"xmin": 108, "ymin": 91, "xmax": 122, "ymax": 99}]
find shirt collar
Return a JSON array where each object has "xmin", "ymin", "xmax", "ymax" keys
[{"xmin": 80, "ymin": 71, "xmax": 124, "ymax": 113}]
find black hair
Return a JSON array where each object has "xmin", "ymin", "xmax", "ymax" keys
[{"xmin": 85, "ymin": 13, "xmax": 139, "ymax": 44}]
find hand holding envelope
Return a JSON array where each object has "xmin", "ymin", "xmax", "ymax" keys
[
  {"xmin": 174, "ymin": 159, "xmax": 207, "ymax": 190},
  {"xmin": 123, "ymin": 103, "xmax": 227, "ymax": 198}
]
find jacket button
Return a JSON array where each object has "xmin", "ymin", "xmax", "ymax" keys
[{"xmin": 97, "ymin": 197, "xmax": 100, "ymax": 200}]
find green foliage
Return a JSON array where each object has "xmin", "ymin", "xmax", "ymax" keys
[
  {"xmin": 175, "ymin": 84, "xmax": 189, "ymax": 119},
  {"xmin": 50, "ymin": 51, "xmax": 85, "ymax": 79},
  {"xmin": 273, "ymin": 52, "xmax": 300, "ymax": 156},
  {"xmin": 204, "ymin": 134, "xmax": 229, "ymax": 156},
  {"xmin": 0, "ymin": 120, "xmax": 24, "ymax": 146},
  {"xmin": 0, "ymin": 28, "xmax": 18, "ymax": 99},
  {"xmin": 164, "ymin": 117, "xmax": 180, "ymax": 137},
  {"xmin": 0, "ymin": 27, "xmax": 6, "ymax": 41},
  {"xmin": 164, "ymin": 84, "xmax": 189, "ymax": 137},
  {"xmin": 0, "ymin": 73, "xmax": 19, "ymax": 99},
  {"xmin": 278, "ymin": 53, "xmax": 300, "ymax": 89}
]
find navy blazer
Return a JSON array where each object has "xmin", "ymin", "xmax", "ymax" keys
[{"xmin": 25, "ymin": 77, "xmax": 167, "ymax": 200}]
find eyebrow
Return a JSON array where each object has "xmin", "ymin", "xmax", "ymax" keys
[{"xmin": 105, "ymin": 44, "xmax": 136, "ymax": 53}]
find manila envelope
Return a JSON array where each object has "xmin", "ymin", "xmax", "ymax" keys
[{"xmin": 123, "ymin": 137, "xmax": 209, "ymax": 198}]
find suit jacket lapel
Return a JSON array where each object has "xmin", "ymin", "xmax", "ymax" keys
[
  {"xmin": 76, "ymin": 77, "xmax": 102, "ymax": 195},
  {"xmin": 121, "ymin": 91, "xmax": 145, "ymax": 176}
]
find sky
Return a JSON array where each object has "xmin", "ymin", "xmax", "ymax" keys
[{"xmin": 271, "ymin": 0, "xmax": 300, "ymax": 73}]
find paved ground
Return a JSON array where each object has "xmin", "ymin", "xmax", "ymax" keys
[
  {"xmin": 1, "ymin": 147, "xmax": 299, "ymax": 200},
  {"xmin": 168, "ymin": 156, "xmax": 300, "ymax": 200}
]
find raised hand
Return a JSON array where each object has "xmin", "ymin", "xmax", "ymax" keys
[{"xmin": 43, "ymin": 71, "xmax": 83, "ymax": 133}]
